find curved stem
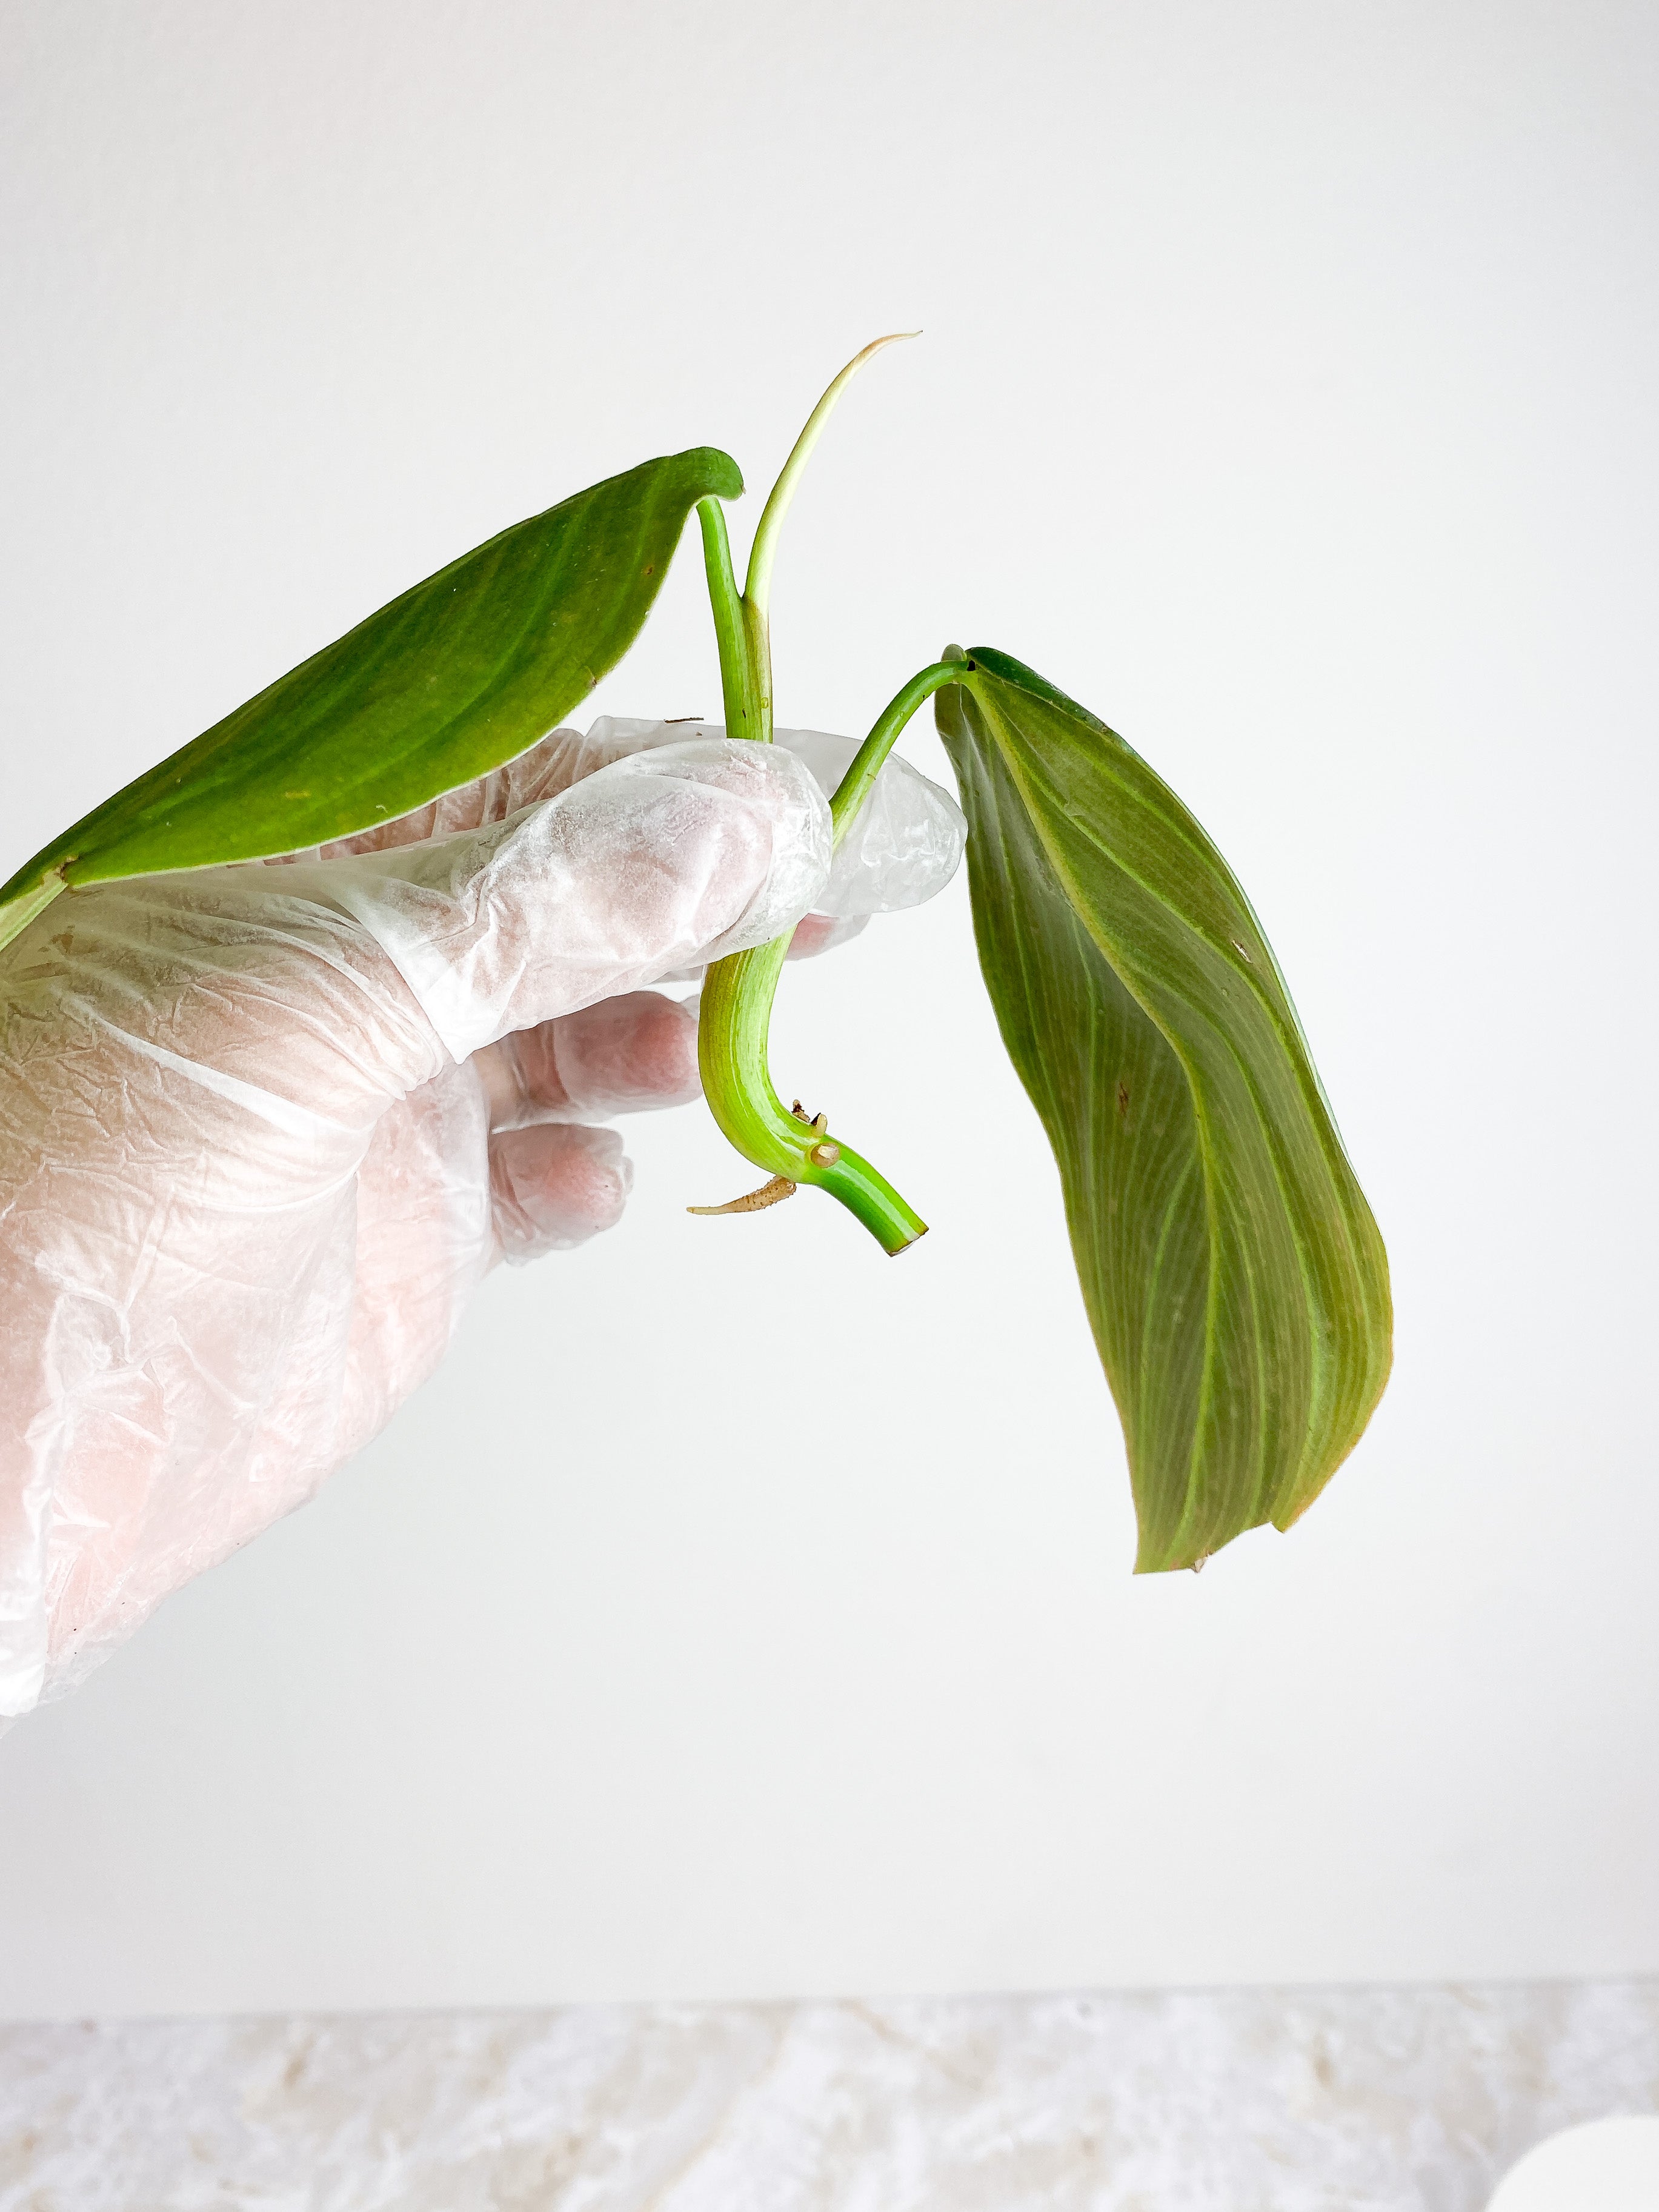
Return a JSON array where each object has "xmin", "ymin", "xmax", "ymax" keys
[
  {"xmin": 829, "ymin": 660, "xmax": 969, "ymax": 848},
  {"xmin": 690, "ymin": 345, "xmax": 945, "ymax": 1252},
  {"xmin": 696, "ymin": 936, "xmax": 928, "ymax": 1255},
  {"xmin": 694, "ymin": 657, "xmax": 976, "ymax": 1255}
]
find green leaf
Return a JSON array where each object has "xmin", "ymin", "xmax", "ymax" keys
[
  {"xmin": 937, "ymin": 647, "xmax": 1391, "ymax": 1571},
  {"xmin": 0, "ymin": 445, "xmax": 742, "ymax": 944}
]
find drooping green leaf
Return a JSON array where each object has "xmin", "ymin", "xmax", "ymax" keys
[
  {"xmin": 0, "ymin": 445, "xmax": 742, "ymax": 946},
  {"xmin": 937, "ymin": 647, "xmax": 1391, "ymax": 1571}
]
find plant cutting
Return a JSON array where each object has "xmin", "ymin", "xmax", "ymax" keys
[{"xmin": 0, "ymin": 340, "xmax": 1391, "ymax": 1578}]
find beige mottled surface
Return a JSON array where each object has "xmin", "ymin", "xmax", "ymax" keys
[{"xmin": 2, "ymin": 1982, "xmax": 1655, "ymax": 2211}]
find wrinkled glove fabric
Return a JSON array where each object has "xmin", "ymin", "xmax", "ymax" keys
[{"xmin": 0, "ymin": 723, "xmax": 963, "ymax": 1718}]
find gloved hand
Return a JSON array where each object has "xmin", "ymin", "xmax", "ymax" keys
[{"xmin": 0, "ymin": 719, "xmax": 965, "ymax": 1718}]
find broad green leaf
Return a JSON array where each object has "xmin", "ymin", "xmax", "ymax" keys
[
  {"xmin": 937, "ymin": 647, "xmax": 1391, "ymax": 1571},
  {"xmin": 0, "ymin": 445, "xmax": 742, "ymax": 946}
]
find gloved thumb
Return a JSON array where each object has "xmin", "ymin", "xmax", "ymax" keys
[{"xmin": 303, "ymin": 738, "xmax": 831, "ymax": 1063}]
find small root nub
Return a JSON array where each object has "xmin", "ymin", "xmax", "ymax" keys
[{"xmin": 688, "ymin": 1176, "xmax": 799, "ymax": 1217}]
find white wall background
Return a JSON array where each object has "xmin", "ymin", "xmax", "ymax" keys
[{"xmin": 0, "ymin": 0, "xmax": 1654, "ymax": 2018}]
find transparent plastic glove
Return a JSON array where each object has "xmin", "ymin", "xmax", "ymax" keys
[
  {"xmin": 562, "ymin": 720, "xmax": 968, "ymax": 963},
  {"xmin": 0, "ymin": 722, "xmax": 965, "ymax": 1718}
]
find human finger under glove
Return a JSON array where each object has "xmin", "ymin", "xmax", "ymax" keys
[{"xmin": 0, "ymin": 719, "xmax": 963, "ymax": 1718}]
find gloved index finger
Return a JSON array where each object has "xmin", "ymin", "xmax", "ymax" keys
[
  {"xmin": 307, "ymin": 738, "xmax": 831, "ymax": 1063},
  {"xmin": 485, "ymin": 992, "xmax": 702, "ymax": 1128},
  {"xmin": 303, "ymin": 716, "xmax": 720, "ymax": 862},
  {"xmin": 597, "ymin": 723, "xmax": 968, "ymax": 918},
  {"xmin": 776, "ymin": 728, "xmax": 966, "ymax": 917}
]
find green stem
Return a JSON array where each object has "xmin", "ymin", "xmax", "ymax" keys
[
  {"xmin": 696, "ymin": 497, "xmax": 766, "ymax": 743},
  {"xmin": 696, "ymin": 935, "xmax": 928, "ymax": 1255},
  {"xmin": 690, "ymin": 341, "xmax": 943, "ymax": 1252},
  {"xmin": 829, "ymin": 659, "xmax": 969, "ymax": 848},
  {"xmin": 701, "ymin": 337, "xmax": 917, "ymax": 755},
  {"xmin": 694, "ymin": 658, "xmax": 974, "ymax": 1255},
  {"xmin": 743, "ymin": 597, "xmax": 773, "ymax": 748}
]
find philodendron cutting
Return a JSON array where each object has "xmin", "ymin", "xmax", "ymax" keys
[{"xmin": 0, "ymin": 340, "xmax": 1392, "ymax": 1574}]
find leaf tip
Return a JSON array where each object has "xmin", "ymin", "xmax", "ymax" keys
[{"xmin": 683, "ymin": 445, "xmax": 745, "ymax": 502}]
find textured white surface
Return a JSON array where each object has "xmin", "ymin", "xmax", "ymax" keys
[{"xmin": 2, "ymin": 1982, "xmax": 1655, "ymax": 2212}]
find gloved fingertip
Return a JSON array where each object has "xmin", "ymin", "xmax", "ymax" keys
[
  {"xmin": 325, "ymin": 739, "xmax": 830, "ymax": 1063},
  {"xmin": 551, "ymin": 991, "xmax": 702, "ymax": 1116},
  {"xmin": 490, "ymin": 1123, "xmax": 633, "ymax": 1260},
  {"xmin": 785, "ymin": 912, "xmax": 872, "ymax": 962}
]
